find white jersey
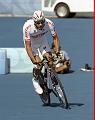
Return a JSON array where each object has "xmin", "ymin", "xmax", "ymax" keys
[{"xmin": 23, "ymin": 18, "xmax": 56, "ymax": 55}]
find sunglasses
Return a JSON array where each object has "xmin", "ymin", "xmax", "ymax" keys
[{"xmin": 35, "ymin": 20, "xmax": 45, "ymax": 25}]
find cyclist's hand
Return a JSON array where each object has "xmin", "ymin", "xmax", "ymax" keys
[
  {"xmin": 33, "ymin": 61, "xmax": 41, "ymax": 65},
  {"xmin": 56, "ymin": 51, "xmax": 60, "ymax": 58},
  {"xmin": 32, "ymin": 61, "xmax": 37, "ymax": 65},
  {"xmin": 34, "ymin": 61, "xmax": 43, "ymax": 66},
  {"xmin": 33, "ymin": 61, "xmax": 42, "ymax": 69}
]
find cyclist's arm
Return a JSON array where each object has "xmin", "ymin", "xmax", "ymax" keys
[
  {"xmin": 47, "ymin": 19, "xmax": 60, "ymax": 54},
  {"xmin": 53, "ymin": 34, "xmax": 60, "ymax": 54},
  {"xmin": 25, "ymin": 40, "xmax": 36, "ymax": 63},
  {"xmin": 23, "ymin": 23, "xmax": 36, "ymax": 63}
]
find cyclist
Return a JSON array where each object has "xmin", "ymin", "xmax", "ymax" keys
[
  {"xmin": 51, "ymin": 43, "xmax": 71, "ymax": 73},
  {"xmin": 23, "ymin": 10, "xmax": 60, "ymax": 94}
]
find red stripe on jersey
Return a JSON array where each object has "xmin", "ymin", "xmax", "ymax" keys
[
  {"xmin": 25, "ymin": 25, "xmax": 31, "ymax": 39},
  {"xmin": 48, "ymin": 22, "xmax": 54, "ymax": 27},
  {"xmin": 25, "ymin": 39, "xmax": 30, "ymax": 41}
]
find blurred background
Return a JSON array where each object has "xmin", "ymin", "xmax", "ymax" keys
[{"xmin": 0, "ymin": 0, "xmax": 94, "ymax": 18}]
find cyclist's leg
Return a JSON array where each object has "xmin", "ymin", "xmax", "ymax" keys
[
  {"xmin": 32, "ymin": 55, "xmax": 43, "ymax": 94},
  {"xmin": 32, "ymin": 77, "xmax": 43, "ymax": 94},
  {"xmin": 43, "ymin": 52, "xmax": 53, "ymax": 67},
  {"xmin": 39, "ymin": 39, "xmax": 53, "ymax": 67},
  {"xmin": 55, "ymin": 64, "xmax": 68, "ymax": 73},
  {"xmin": 40, "ymin": 41, "xmax": 58, "ymax": 86},
  {"xmin": 43, "ymin": 52, "xmax": 59, "ymax": 86}
]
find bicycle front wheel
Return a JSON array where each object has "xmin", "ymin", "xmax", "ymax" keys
[
  {"xmin": 50, "ymin": 69, "xmax": 68, "ymax": 108},
  {"xmin": 39, "ymin": 87, "xmax": 50, "ymax": 106},
  {"xmin": 55, "ymin": 79, "xmax": 68, "ymax": 108}
]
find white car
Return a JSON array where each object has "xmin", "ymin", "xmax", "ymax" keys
[{"xmin": 42, "ymin": 0, "xmax": 94, "ymax": 18}]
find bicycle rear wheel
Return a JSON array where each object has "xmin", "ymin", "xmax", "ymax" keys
[
  {"xmin": 38, "ymin": 74, "xmax": 51, "ymax": 106},
  {"xmin": 39, "ymin": 85, "xmax": 50, "ymax": 106}
]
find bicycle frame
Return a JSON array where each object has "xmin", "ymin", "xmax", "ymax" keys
[
  {"xmin": 33, "ymin": 57, "xmax": 68, "ymax": 108},
  {"xmin": 41, "ymin": 58, "xmax": 69, "ymax": 108}
]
